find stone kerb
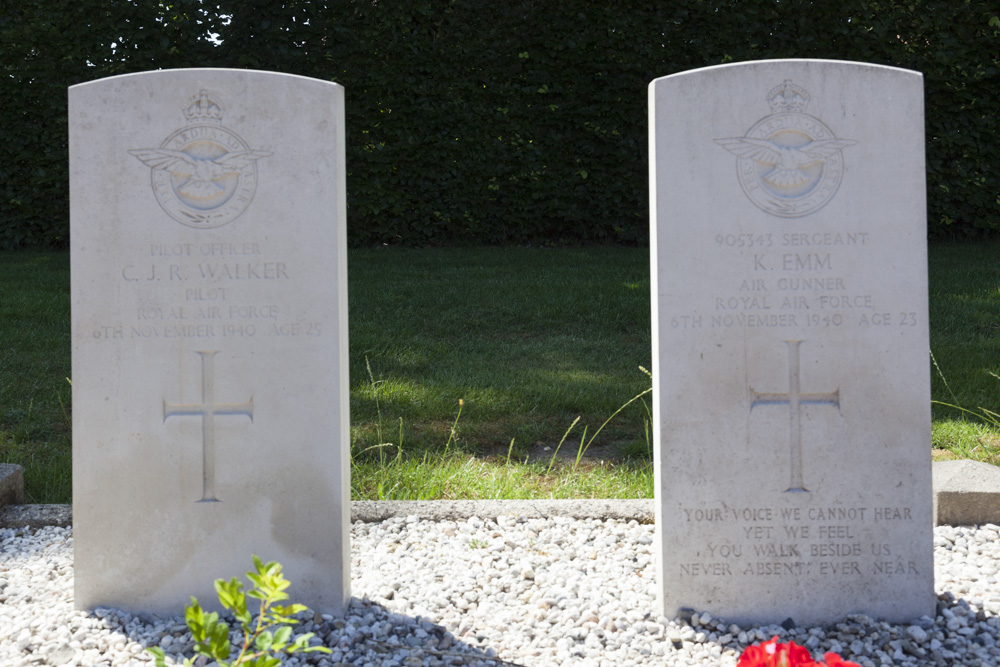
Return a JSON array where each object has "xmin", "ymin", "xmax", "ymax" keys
[{"xmin": 1, "ymin": 464, "xmax": 997, "ymax": 529}]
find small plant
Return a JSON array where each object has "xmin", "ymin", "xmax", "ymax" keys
[
  {"xmin": 148, "ymin": 555, "xmax": 331, "ymax": 667},
  {"xmin": 442, "ymin": 398, "xmax": 465, "ymax": 457},
  {"xmin": 503, "ymin": 437, "xmax": 517, "ymax": 465},
  {"xmin": 364, "ymin": 355, "xmax": 403, "ymax": 455}
]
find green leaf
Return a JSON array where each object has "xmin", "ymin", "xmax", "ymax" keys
[
  {"xmin": 291, "ymin": 634, "xmax": 312, "ymax": 651},
  {"xmin": 292, "ymin": 633, "xmax": 332, "ymax": 654},
  {"xmin": 146, "ymin": 646, "xmax": 167, "ymax": 667},
  {"xmin": 184, "ymin": 598, "xmax": 207, "ymax": 638},
  {"xmin": 215, "ymin": 577, "xmax": 246, "ymax": 616},
  {"xmin": 255, "ymin": 630, "xmax": 274, "ymax": 651},
  {"xmin": 207, "ymin": 617, "xmax": 231, "ymax": 660},
  {"xmin": 271, "ymin": 603, "xmax": 307, "ymax": 617},
  {"xmin": 273, "ymin": 625, "xmax": 293, "ymax": 648}
]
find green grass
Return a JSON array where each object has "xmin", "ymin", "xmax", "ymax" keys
[
  {"xmin": 348, "ymin": 247, "xmax": 651, "ymax": 451},
  {"xmin": 0, "ymin": 252, "xmax": 72, "ymax": 503},
  {"xmin": 348, "ymin": 247, "xmax": 654, "ymax": 499},
  {"xmin": 928, "ymin": 241, "xmax": 1000, "ymax": 463},
  {"xmin": 352, "ymin": 447, "xmax": 653, "ymax": 501},
  {"xmin": 4, "ymin": 242, "xmax": 1000, "ymax": 503}
]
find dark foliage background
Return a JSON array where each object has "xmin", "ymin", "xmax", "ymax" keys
[{"xmin": 2, "ymin": 1, "xmax": 997, "ymax": 248}]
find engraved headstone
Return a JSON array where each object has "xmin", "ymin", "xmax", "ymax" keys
[
  {"xmin": 649, "ymin": 60, "xmax": 933, "ymax": 625},
  {"xmin": 70, "ymin": 69, "xmax": 350, "ymax": 615}
]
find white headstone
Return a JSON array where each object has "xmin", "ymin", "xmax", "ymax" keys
[
  {"xmin": 70, "ymin": 69, "xmax": 350, "ymax": 615},
  {"xmin": 649, "ymin": 60, "xmax": 933, "ymax": 625}
]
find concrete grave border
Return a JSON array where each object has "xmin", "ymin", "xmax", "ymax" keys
[{"xmin": 1, "ymin": 461, "xmax": 996, "ymax": 529}]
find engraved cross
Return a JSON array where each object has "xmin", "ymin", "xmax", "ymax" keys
[
  {"xmin": 750, "ymin": 339, "xmax": 839, "ymax": 493},
  {"xmin": 163, "ymin": 350, "xmax": 253, "ymax": 502}
]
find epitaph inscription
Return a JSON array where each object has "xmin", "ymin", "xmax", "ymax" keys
[{"xmin": 676, "ymin": 503, "xmax": 917, "ymax": 580}]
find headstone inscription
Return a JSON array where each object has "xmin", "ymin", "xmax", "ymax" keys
[
  {"xmin": 70, "ymin": 69, "xmax": 350, "ymax": 616},
  {"xmin": 648, "ymin": 60, "xmax": 933, "ymax": 625}
]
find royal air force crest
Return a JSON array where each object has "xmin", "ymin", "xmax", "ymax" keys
[
  {"xmin": 129, "ymin": 90, "xmax": 271, "ymax": 228},
  {"xmin": 715, "ymin": 81, "xmax": 856, "ymax": 218}
]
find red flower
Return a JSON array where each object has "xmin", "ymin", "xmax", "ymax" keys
[
  {"xmin": 737, "ymin": 636, "xmax": 817, "ymax": 667},
  {"xmin": 737, "ymin": 637, "xmax": 861, "ymax": 667},
  {"xmin": 819, "ymin": 653, "xmax": 862, "ymax": 667}
]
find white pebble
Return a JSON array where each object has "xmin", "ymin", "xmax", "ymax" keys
[{"xmin": 1, "ymin": 523, "xmax": 998, "ymax": 666}]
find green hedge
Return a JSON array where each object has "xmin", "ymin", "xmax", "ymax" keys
[{"xmin": 2, "ymin": 1, "xmax": 997, "ymax": 248}]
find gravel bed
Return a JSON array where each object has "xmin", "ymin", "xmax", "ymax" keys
[{"xmin": 1, "ymin": 519, "xmax": 998, "ymax": 666}]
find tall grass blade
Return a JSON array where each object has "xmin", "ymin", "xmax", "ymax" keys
[
  {"xmin": 573, "ymin": 387, "xmax": 653, "ymax": 470},
  {"xmin": 547, "ymin": 416, "xmax": 580, "ymax": 475}
]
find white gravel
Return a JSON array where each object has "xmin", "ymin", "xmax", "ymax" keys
[{"xmin": 1, "ymin": 519, "xmax": 999, "ymax": 666}]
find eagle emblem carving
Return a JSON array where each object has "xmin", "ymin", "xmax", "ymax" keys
[
  {"xmin": 715, "ymin": 81, "xmax": 856, "ymax": 218},
  {"xmin": 129, "ymin": 90, "xmax": 272, "ymax": 228}
]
